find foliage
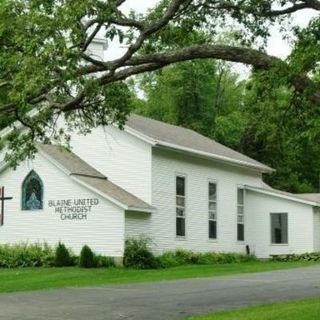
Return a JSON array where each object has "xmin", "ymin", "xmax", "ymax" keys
[
  {"xmin": 271, "ymin": 252, "xmax": 320, "ymax": 262},
  {"xmin": 156, "ymin": 249, "xmax": 257, "ymax": 268},
  {"xmin": 123, "ymin": 236, "xmax": 158, "ymax": 269},
  {"xmin": 79, "ymin": 245, "xmax": 115, "ymax": 268},
  {"xmin": 54, "ymin": 242, "xmax": 74, "ymax": 267},
  {"xmin": 133, "ymin": 56, "xmax": 320, "ymax": 193},
  {"xmin": 240, "ymin": 76, "xmax": 320, "ymax": 192},
  {"xmin": 79, "ymin": 245, "xmax": 96, "ymax": 268},
  {"xmin": 133, "ymin": 60, "xmax": 243, "ymax": 140},
  {"xmin": 0, "ymin": 242, "xmax": 55, "ymax": 268},
  {"xmin": 155, "ymin": 251, "xmax": 183, "ymax": 268},
  {"xmin": 0, "ymin": 241, "xmax": 114, "ymax": 269},
  {"xmin": 94, "ymin": 254, "xmax": 116, "ymax": 268}
]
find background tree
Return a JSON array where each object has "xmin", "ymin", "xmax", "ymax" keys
[
  {"xmin": 133, "ymin": 59, "xmax": 245, "ymax": 147},
  {"xmin": 132, "ymin": 58, "xmax": 320, "ymax": 192}
]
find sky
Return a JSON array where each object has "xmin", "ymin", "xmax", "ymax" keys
[{"xmin": 103, "ymin": 1, "xmax": 318, "ymax": 78}]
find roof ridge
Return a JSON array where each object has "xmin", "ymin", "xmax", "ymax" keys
[{"xmin": 127, "ymin": 114, "xmax": 273, "ymax": 173}]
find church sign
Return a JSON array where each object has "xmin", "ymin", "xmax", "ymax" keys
[{"xmin": 48, "ymin": 198, "xmax": 99, "ymax": 220}]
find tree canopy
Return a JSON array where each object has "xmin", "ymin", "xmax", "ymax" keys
[
  {"xmin": 132, "ymin": 59, "xmax": 320, "ymax": 193},
  {"xmin": 0, "ymin": 0, "xmax": 320, "ymax": 171}
]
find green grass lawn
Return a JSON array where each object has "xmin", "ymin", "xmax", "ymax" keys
[
  {"xmin": 187, "ymin": 297, "xmax": 320, "ymax": 320},
  {"xmin": 0, "ymin": 260, "xmax": 318, "ymax": 293}
]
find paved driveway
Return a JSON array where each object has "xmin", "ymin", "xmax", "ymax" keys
[{"xmin": 1, "ymin": 266, "xmax": 320, "ymax": 320}]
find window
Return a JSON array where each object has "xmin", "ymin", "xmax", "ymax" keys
[
  {"xmin": 22, "ymin": 170, "xmax": 43, "ymax": 210},
  {"xmin": 176, "ymin": 176, "xmax": 185, "ymax": 237},
  {"xmin": 208, "ymin": 182, "xmax": 217, "ymax": 239},
  {"xmin": 237, "ymin": 188, "xmax": 244, "ymax": 241},
  {"xmin": 271, "ymin": 213, "xmax": 288, "ymax": 244}
]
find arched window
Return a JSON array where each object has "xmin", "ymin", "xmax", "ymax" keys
[{"xmin": 22, "ymin": 170, "xmax": 43, "ymax": 210}]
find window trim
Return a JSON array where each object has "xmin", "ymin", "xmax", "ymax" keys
[
  {"xmin": 175, "ymin": 173, "xmax": 187, "ymax": 239},
  {"xmin": 236, "ymin": 186, "xmax": 245, "ymax": 242},
  {"xmin": 270, "ymin": 212, "xmax": 288, "ymax": 245},
  {"xmin": 208, "ymin": 179, "xmax": 218, "ymax": 240}
]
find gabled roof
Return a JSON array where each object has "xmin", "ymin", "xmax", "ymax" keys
[
  {"xmin": 245, "ymin": 184, "xmax": 320, "ymax": 207},
  {"xmin": 37, "ymin": 144, "xmax": 154, "ymax": 213},
  {"xmin": 38, "ymin": 144, "xmax": 105, "ymax": 178},
  {"xmin": 125, "ymin": 114, "xmax": 273, "ymax": 173}
]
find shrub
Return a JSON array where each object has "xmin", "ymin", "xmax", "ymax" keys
[
  {"xmin": 123, "ymin": 236, "xmax": 158, "ymax": 269},
  {"xmin": 79, "ymin": 245, "xmax": 96, "ymax": 268},
  {"xmin": 271, "ymin": 252, "xmax": 320, "ymax": 262},
  {"xmin": 54, "ymin": 242, "xmax": 73, "ymax": 267},
  {"xmin": 94, "ymin": 255, "xmax": 116, "ymax": 268},
  {"xmin": 175, "ymin": 249, "xmax": 201, "ymax": 264},
  {"xmin": 0, "ymin": 242, "xmax": 55, "ymax": 268},
  {"xmin": 156, "ymin": 250, "xmax": 257, "ymax": 268},
  {"xmin": 197, "ymin": 252, "xmax": 220, "ymax": 265},
  {"xmin": 156, "ymin": 251, "xmax": 183, "ymax": 268},
  {"xmin": 238, "ymin": 253, "xmax": 258, "ymax": 263}
]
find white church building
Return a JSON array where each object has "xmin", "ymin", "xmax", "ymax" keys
[{"xmin": 0, "ymin": 114, "xmax": 320, "ymax": 260}]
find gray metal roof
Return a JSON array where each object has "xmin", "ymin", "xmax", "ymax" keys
[
  {"xmin": 126, "ymin": 114, "xmax": 272, "ymax": 172},
  {"xmin": 38, "ymin": 144, "xmax": 153, "ymax": 212}
]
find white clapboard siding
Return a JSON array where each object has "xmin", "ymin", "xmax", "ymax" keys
[
  {"xmin": 246, "ymin": 191, "xmax": 315, "ymax": 258},
  {"xmin": 69, "ymin": 125, "xmax": 152, "ymax": 203},
  {"xmin": 125, "ymin": 211, "xmax": 152, "ymax": 239},
  {"xmin": 149, "ymin": 148, "xmax": 263, "ymax": 254},
  {"xmin": 0, "ymin": 154, "xmax": 125, "ymax": 257}
]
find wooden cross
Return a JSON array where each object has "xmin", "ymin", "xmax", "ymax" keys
[{"xmin": 0, "ymin": 187, "xmax": 13, "ymax": 226}]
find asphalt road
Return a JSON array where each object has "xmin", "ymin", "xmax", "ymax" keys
[{"xmin": 1, "ymin": 266, "xmax": 320, "ymax": 320}]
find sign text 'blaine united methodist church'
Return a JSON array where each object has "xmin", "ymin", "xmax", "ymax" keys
[{"xmin": 48, "ymin": 198, "xmax": 99, "ymax": 220}]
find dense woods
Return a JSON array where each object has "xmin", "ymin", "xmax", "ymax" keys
[{"xmin": 132, "ymin": 60, "xmax": 320, "ymax": 193}]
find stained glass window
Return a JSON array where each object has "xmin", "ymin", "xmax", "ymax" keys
[{"xmin": 22, "ymin": 170, "xmax": 43, "ymax": 210}]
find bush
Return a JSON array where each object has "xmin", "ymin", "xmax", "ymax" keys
[
  {"xmin": 176, "ymin": 249, "xmax": 201, "ymax": 264},
  {"xmin": 79, "ymin": 245, "xmax": 96, "ymax": 268},
  {"xmin": 156, "ymin": 250, "xmax": 257, "ymax": 268},
  {"xmin": 271, "ymin": 252, "xmax": 320, "ymax": 262},
  {"xmin": 0, "ymin": 242, "xmax": 55, "ymax": 268},
  {"xmin": 124, "ymin": 236, "xmax": 158, "ymax": 269},
  {"xmin": 156, "ymin": 251, "xmax": 183, "ymax": 268},
  {"xmin": 0, "ymin": 242, "xmax": 116, "ymax": 269},
  {"xmin": 55, "ymin": 242, "xmax": 73, "ymax": 267},
  {"xmin": 94, "ymin": 255, "xmax": 116, "ymax": 268},
  {"xmin": 197, "ymin": 252, "xmax": 220, "ymax": 265}
]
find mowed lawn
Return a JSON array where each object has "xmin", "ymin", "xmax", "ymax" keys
[
  {"xmin": 0, "ymin": 261, "xmax": 318, "ymax": 293},
  {"xmin": 187, "ymin": 297, "xmax": 320, "ymax": 320}
]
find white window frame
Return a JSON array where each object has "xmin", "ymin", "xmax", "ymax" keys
[
  {"xmin": 237, "ymin": 187, "xmax": 245, "ymax": 242},
  {"xmin": 208, "ymin": 180, "xmax": 217, "ymax": 240},
  {"xmin": 175, "ymin": 174, "xmax": 186, "ymax": 238}
]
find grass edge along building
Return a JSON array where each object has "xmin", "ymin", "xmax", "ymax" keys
[{"xmin": 0, "ymin": 114, "xmax": 320, "ymax": 261}]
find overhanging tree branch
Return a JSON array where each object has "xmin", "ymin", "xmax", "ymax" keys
[{"xmin": 1, "ymin": 0, "xmax": 320, "ymax": 157}]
